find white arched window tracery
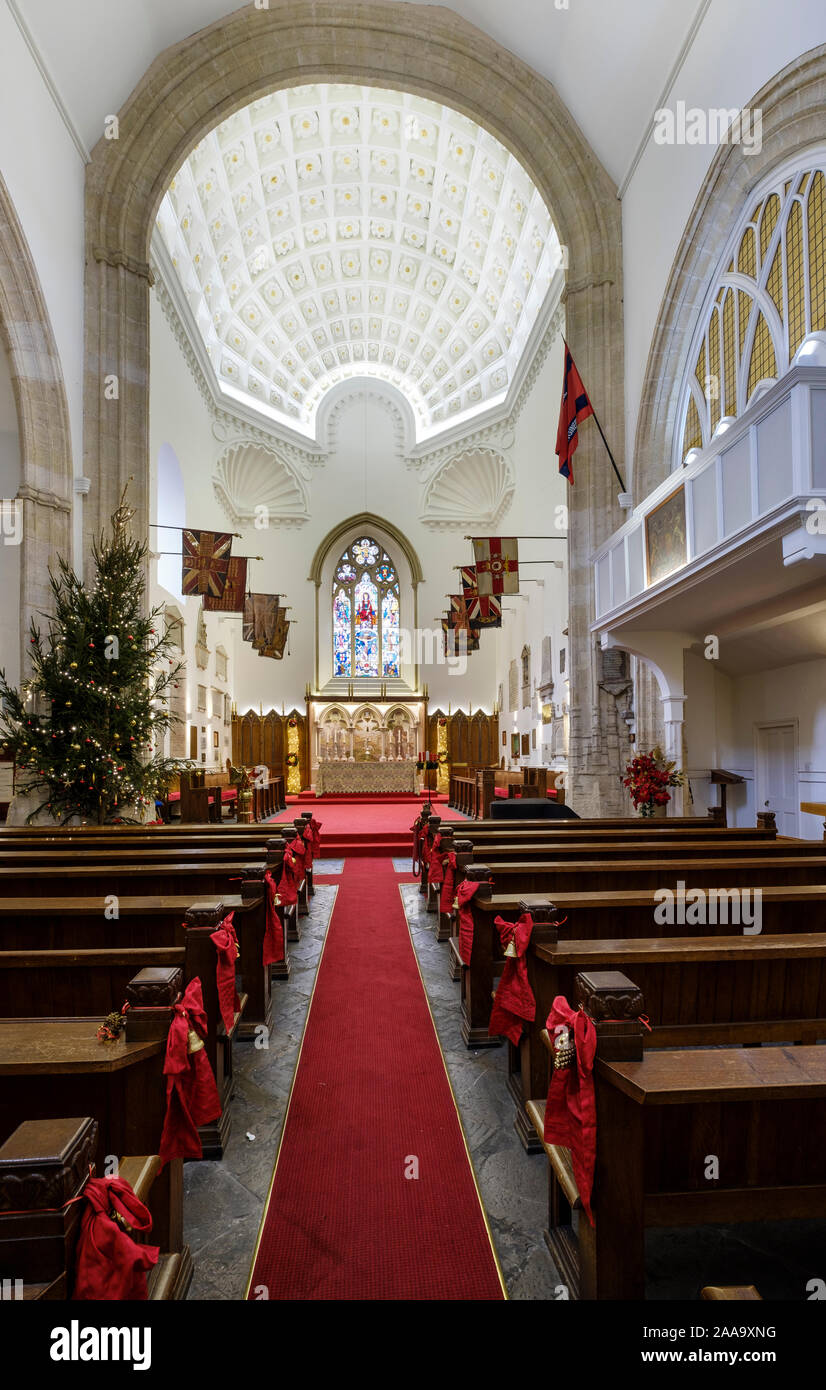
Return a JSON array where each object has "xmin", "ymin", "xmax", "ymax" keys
[{"xmin": 675, "ymin": 153, "xmax": 826, "ymax": 469}]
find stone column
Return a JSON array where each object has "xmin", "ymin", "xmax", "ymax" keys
[{"xmin": 82, "ymin": 250, "xmax": 153, "ymax": 576}]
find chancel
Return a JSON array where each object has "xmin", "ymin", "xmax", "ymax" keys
[{"xmin": 0, "ymin": 0, "xmax": 825, "ymax": 1337}]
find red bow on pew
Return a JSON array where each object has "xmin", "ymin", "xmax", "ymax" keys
[
  {"xmin": 210, "ymin": 910, "xmax": 240, "ymax": 1035},
  {"xmin": 440, "ymin": 851, "xmax": 457, "ymax": 917},
  {"xmin": 456, "ymin": 878, "xmax": 483, "ymax": 965},
  {"xmin": 489, "ymin": 913, "xmax": 536, "ymax": 1046},
  {"xmin": 428, "ymin": 834, "xmax": 444, "ymax": 886},
  {"xmin": 308, "ymin": 816, "xmax": 322, "ymax": 853},
  {"xmin": 158, "ymin": 978, "xmax": 222, "ymax": 1169},
  {"xmin": 277, "ymin": 845, "xmax": 302, "ymax": 908},
  {"xmin": 263, "ymin": 868, "xmax": 285, "ymax": 965},
  {"xmin": 72, "ymin": 1175, "xmax": 159, "ymax": 1301},
  {"xmin": 543, "ymin": 996, "xmax": 597, "ymax": 1225},
  {"xmin": 300, "ymin": 821, "xmax": 315, "ymax": 869}
]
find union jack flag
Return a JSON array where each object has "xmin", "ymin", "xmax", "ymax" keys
[
  {"xmin": 182, "ymin": 530, "xmax": 232, "ymax": 598},
  {"xmin": 468, "ymin": 593, "xmax": 502, "ymax": 628}
]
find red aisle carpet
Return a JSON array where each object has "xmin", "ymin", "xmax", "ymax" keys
[
  {"xmin": 247, "ymin": 856, "xmax": 504, "ymax": 1300},
  {"xmin": 273, "ymin": 798, "xmax": 464, "ymax": 857}
]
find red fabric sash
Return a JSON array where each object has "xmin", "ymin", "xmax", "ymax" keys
[
  {"xmin": 456, "ymin": 878, "xmax": 482, "ymax": 965},
  {"xmin": 158, "ymin": 977, "xmax": 222, "ymax": 1168},
  {"xmin": 308, "ymin": 816, "xmax": 322, "ymax": 853},
  {"xmin": 263, "ymin": 868, "xmax": 285, "ymax": 965},
  {"xmin": 72, "ymin": 1176, "xmax": 159, "ymax": 1301},
  {"xmin": 428, "ymin": 834, "xmax": 444, "ymax": 886},
  {"xmin": 411, "ymin": 818, "xmax": 426, "ymax": 872},
  {"xmin": 210, "ymin": 910, "xmax": 240, "ymax": 1035},
  {"xmin": 488, "ymin": 913, "xmax": 536, "ymax": 1046},
  {"xmin": 277, "ymin": 846, "xmax": 301, "ymax": 907},
  {"xmin": 300, "ymin": 822, "xmax": 315, "ymax": 869},
  {"xmin": 543, "ymin": 996, "xmax": 598, "ymax": 1225},
  {"xmin": 289, "ymin": 834, "xmax": 307, "ymax": 877},
  {"xmin": 440, "ymin": 851, "xmax": 457, "ymax": 916}
]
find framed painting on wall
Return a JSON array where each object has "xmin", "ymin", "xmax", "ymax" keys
[
  {"xmin": 502, "ymin": 730, "xmax": 507, "ymax": 747},
  {"xmin": 511, "ymin": 733, "xmax": 519, "ymax": 758},
  {"xmin": 521, "ymin": 733, "xmax": 530, "ymax": 756},
  {"xmin": 645, "ymin": 485, "xmax": 687, "ymax": 586}
]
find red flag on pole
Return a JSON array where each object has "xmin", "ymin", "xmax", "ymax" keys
[{"xmin": 556, "ymin": 342, "xmax": 594, "ymax": 485}]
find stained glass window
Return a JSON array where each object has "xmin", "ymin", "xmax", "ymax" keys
[{"xmin": 332, "ymin": 536, "xmax": 400, "ymax": 678}]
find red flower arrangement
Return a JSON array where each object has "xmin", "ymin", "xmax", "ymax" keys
[{"xmin": 623, "ymin": 745, "xmax": 684, "ymax": 817}]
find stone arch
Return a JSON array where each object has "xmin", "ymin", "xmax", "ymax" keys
[
  {"xmin": 83, "ymin": 0, "xmax": 624, "ymax": 810},
  {"xmin": 633, "ymin": 44, "xmax": 826, "ymax": 505},
  {"xmin": 0, "ymin": 171, "xmax": 73, "ymax": 667}
]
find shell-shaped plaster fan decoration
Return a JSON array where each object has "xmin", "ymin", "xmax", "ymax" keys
[
  {"xmin": 421, "ymin": 448, "xmax": 514, "ymax": 529},
  {"xmin": 213, "ymin": 442, "xmax": 309, "ymax": 527}
]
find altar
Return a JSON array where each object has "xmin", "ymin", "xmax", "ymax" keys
[{"xmin": 315, "ymin": 759, "xmax": 419, "ymax": 796}]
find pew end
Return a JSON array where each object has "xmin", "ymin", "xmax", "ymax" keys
[{"xmin": 0, "ymin": 1117, "xmax": 192, "ymax": 1300}]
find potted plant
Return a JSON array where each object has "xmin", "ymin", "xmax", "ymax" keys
[{"xmin": 623, "ymin": 746, "xmax": 684, "ymax": 818}]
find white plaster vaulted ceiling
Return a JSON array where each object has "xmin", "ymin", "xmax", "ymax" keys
[{"xmin": 154, "ymin": 84, "xmax": 561, "ymax": 444}]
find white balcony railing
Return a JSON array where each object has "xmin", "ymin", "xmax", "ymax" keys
[{"xmin": 593, "ymin": 364, "xmax": 826, "ymax": 625}]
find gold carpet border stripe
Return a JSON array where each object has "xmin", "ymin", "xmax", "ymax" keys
[
  {"xmin": 397, "ymin": 881, "xmax": 509, "ymax": 1301},
  {"xmin": 243, "ymin": 884, "xmax": 339, "ymax": 1299}
]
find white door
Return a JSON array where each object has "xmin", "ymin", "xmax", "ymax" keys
[{"xmin": 755, "ymin": 722, "xmax": 798, "ymax": 836}]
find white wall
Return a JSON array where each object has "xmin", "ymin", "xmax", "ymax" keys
[
  {"xmin": 0, "ymin": 3, "xmax": 85, "ymax": 558},
  {"xmin": 494, "ymin": 559, "xmax": 568, "ymax": 780},
  {"xmin": 720, "ymin": 658, "xmax": 826, "ymax": 837},
  {"xmin": 147, "ymin": 288, "xmax": 568, "ymax": 733},
  {"xmin": 621, "ymin": 0, "xmax": 826, "ymax": 476}
]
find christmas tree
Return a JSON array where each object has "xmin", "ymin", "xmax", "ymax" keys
[{"xmin": 0, "ymin": 490, "xmax": 188, "ymax": 824}]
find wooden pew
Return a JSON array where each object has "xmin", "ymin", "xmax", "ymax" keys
[
  {"xmin": 0, "ymin": 1116, "xmax": 192, "ymax": 1300},
  {"xmin": 0, "ymin": 970, "xmax": 183, "ymax": 1255},
  {"xmin": 461, "ymin": 836, "xmax": 824, "ymax": 863},
  {"xmin": 458, "ymin": 879, "xmax": 826, "ymax": 1048},
  {"xmin": 527, "ymin": 972, "xmax": 826, "ymax": 1300},
  {"xmin": 512, "ymin": 921, "xmax": 826, "ymax": 1150},
  {"xmin": 0, "ymin": 908, "xmax": 250, "ymax": 1158}
]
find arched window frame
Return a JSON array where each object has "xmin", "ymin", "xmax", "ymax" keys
[
  {"xmin": 332, "ymin": 535, "xmax": 401, "ymax": 679},
  {"xmin": 673, "ymin": 145, "xmax": 826, "ymax": 472}
]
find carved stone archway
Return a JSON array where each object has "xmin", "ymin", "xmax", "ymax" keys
[
  {"xmin": 83, "ymin": 0, "xmax": 624, "ymax": 812},
  {"xmin": 0, "ymin": 172, "xmax": 73, "ymax": 669}
]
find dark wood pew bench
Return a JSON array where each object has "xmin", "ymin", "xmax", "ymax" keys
[
  {"xmin": 0, "ymin": 1116, "xmax": 192, "ymax": 1300},
  {"xmin": 0, "ymin": 885, "xmax": 276, "ymax": 1034},
  {"xmin": 527, "ymin": 975, "xmax": 826, "ymax": 1299},
  {"xmin": 456, "ymin": 882, "xmax": 826, "ymax": 1048},
  {"xmin": 512, "ymin": 929, "xmax": 826, "ymax": 1151},
  {"xmin": 0, "ymin": 1011, "xmax": 184, "ymax": 1254}
]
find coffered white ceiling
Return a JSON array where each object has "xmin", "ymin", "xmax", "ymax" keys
[{"xmin": 154, "ymin": 84, "xmax": 560, "ymax": 443}]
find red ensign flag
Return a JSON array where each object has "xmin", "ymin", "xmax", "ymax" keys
[{"xmin": 556, "ymin": 342, "xmax": 594, "ymax": 484}]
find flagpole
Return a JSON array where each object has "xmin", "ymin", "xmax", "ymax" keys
[
  {"xmin": 153, "ymin": 551, "xmax": 265, "ymax": 560},
  {"xmin": 562, "ymin": 338, "xmax": 627, "ymax": 493},
  {"xmin": 150, "ymin": 524, "xmax": 243, "ymax": 538},
  {"xmin": 463, "ymin": 535, "xmax": 567, "ymax": 540}
]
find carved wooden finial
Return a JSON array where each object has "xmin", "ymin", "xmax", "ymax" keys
[
  {"xmin": 574, "ymin": 970, "xmax": 645, "ymax": 1061},
  {"xmin": 184, "ymin": 900, "xmax": 226, "ymax": 931}
]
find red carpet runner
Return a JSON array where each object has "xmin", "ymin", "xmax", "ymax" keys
[{"xmin": 247, "ymin": 856, "xmax": 505, "ymax": 1300}]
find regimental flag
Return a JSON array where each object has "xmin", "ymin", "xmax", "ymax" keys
[
  {"xmin": 259, "ymin": 605, "xmax": 290, "ymax": 660},
  {"xmin": 242, "ymin": 594, "xmax": 255, "ymax": 645},
  {"xmin": 443, "ymin": 609, "xmax": 481, "ymax": 655},
  {"xmin": 203, "ymin": 557, "xmax": 247, "ymax": 612},
  {"xmin": 471, "ymin": 537, "xmax": 519, "ymax": 595},
  {"xmin": 182, "ymin": 530, "xmax": 233, "ymax": 598},
  {"xmin": 460, "ymin": 565, "xmax": 478, "ymax": 601},
  {"xmin": 243, "ymin": 593, "xmax": 280, "ymax": 649},
  {"xmin": 468, "ymin": 593, "xmax": 502, "ymax": 628},
  {"xmin": 556, "ymin": 342, "xmax": 594, "ymax": 484},
  {"xmin": 449, "ymin": 593, "xmax": 472, "ymax": 630}
]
